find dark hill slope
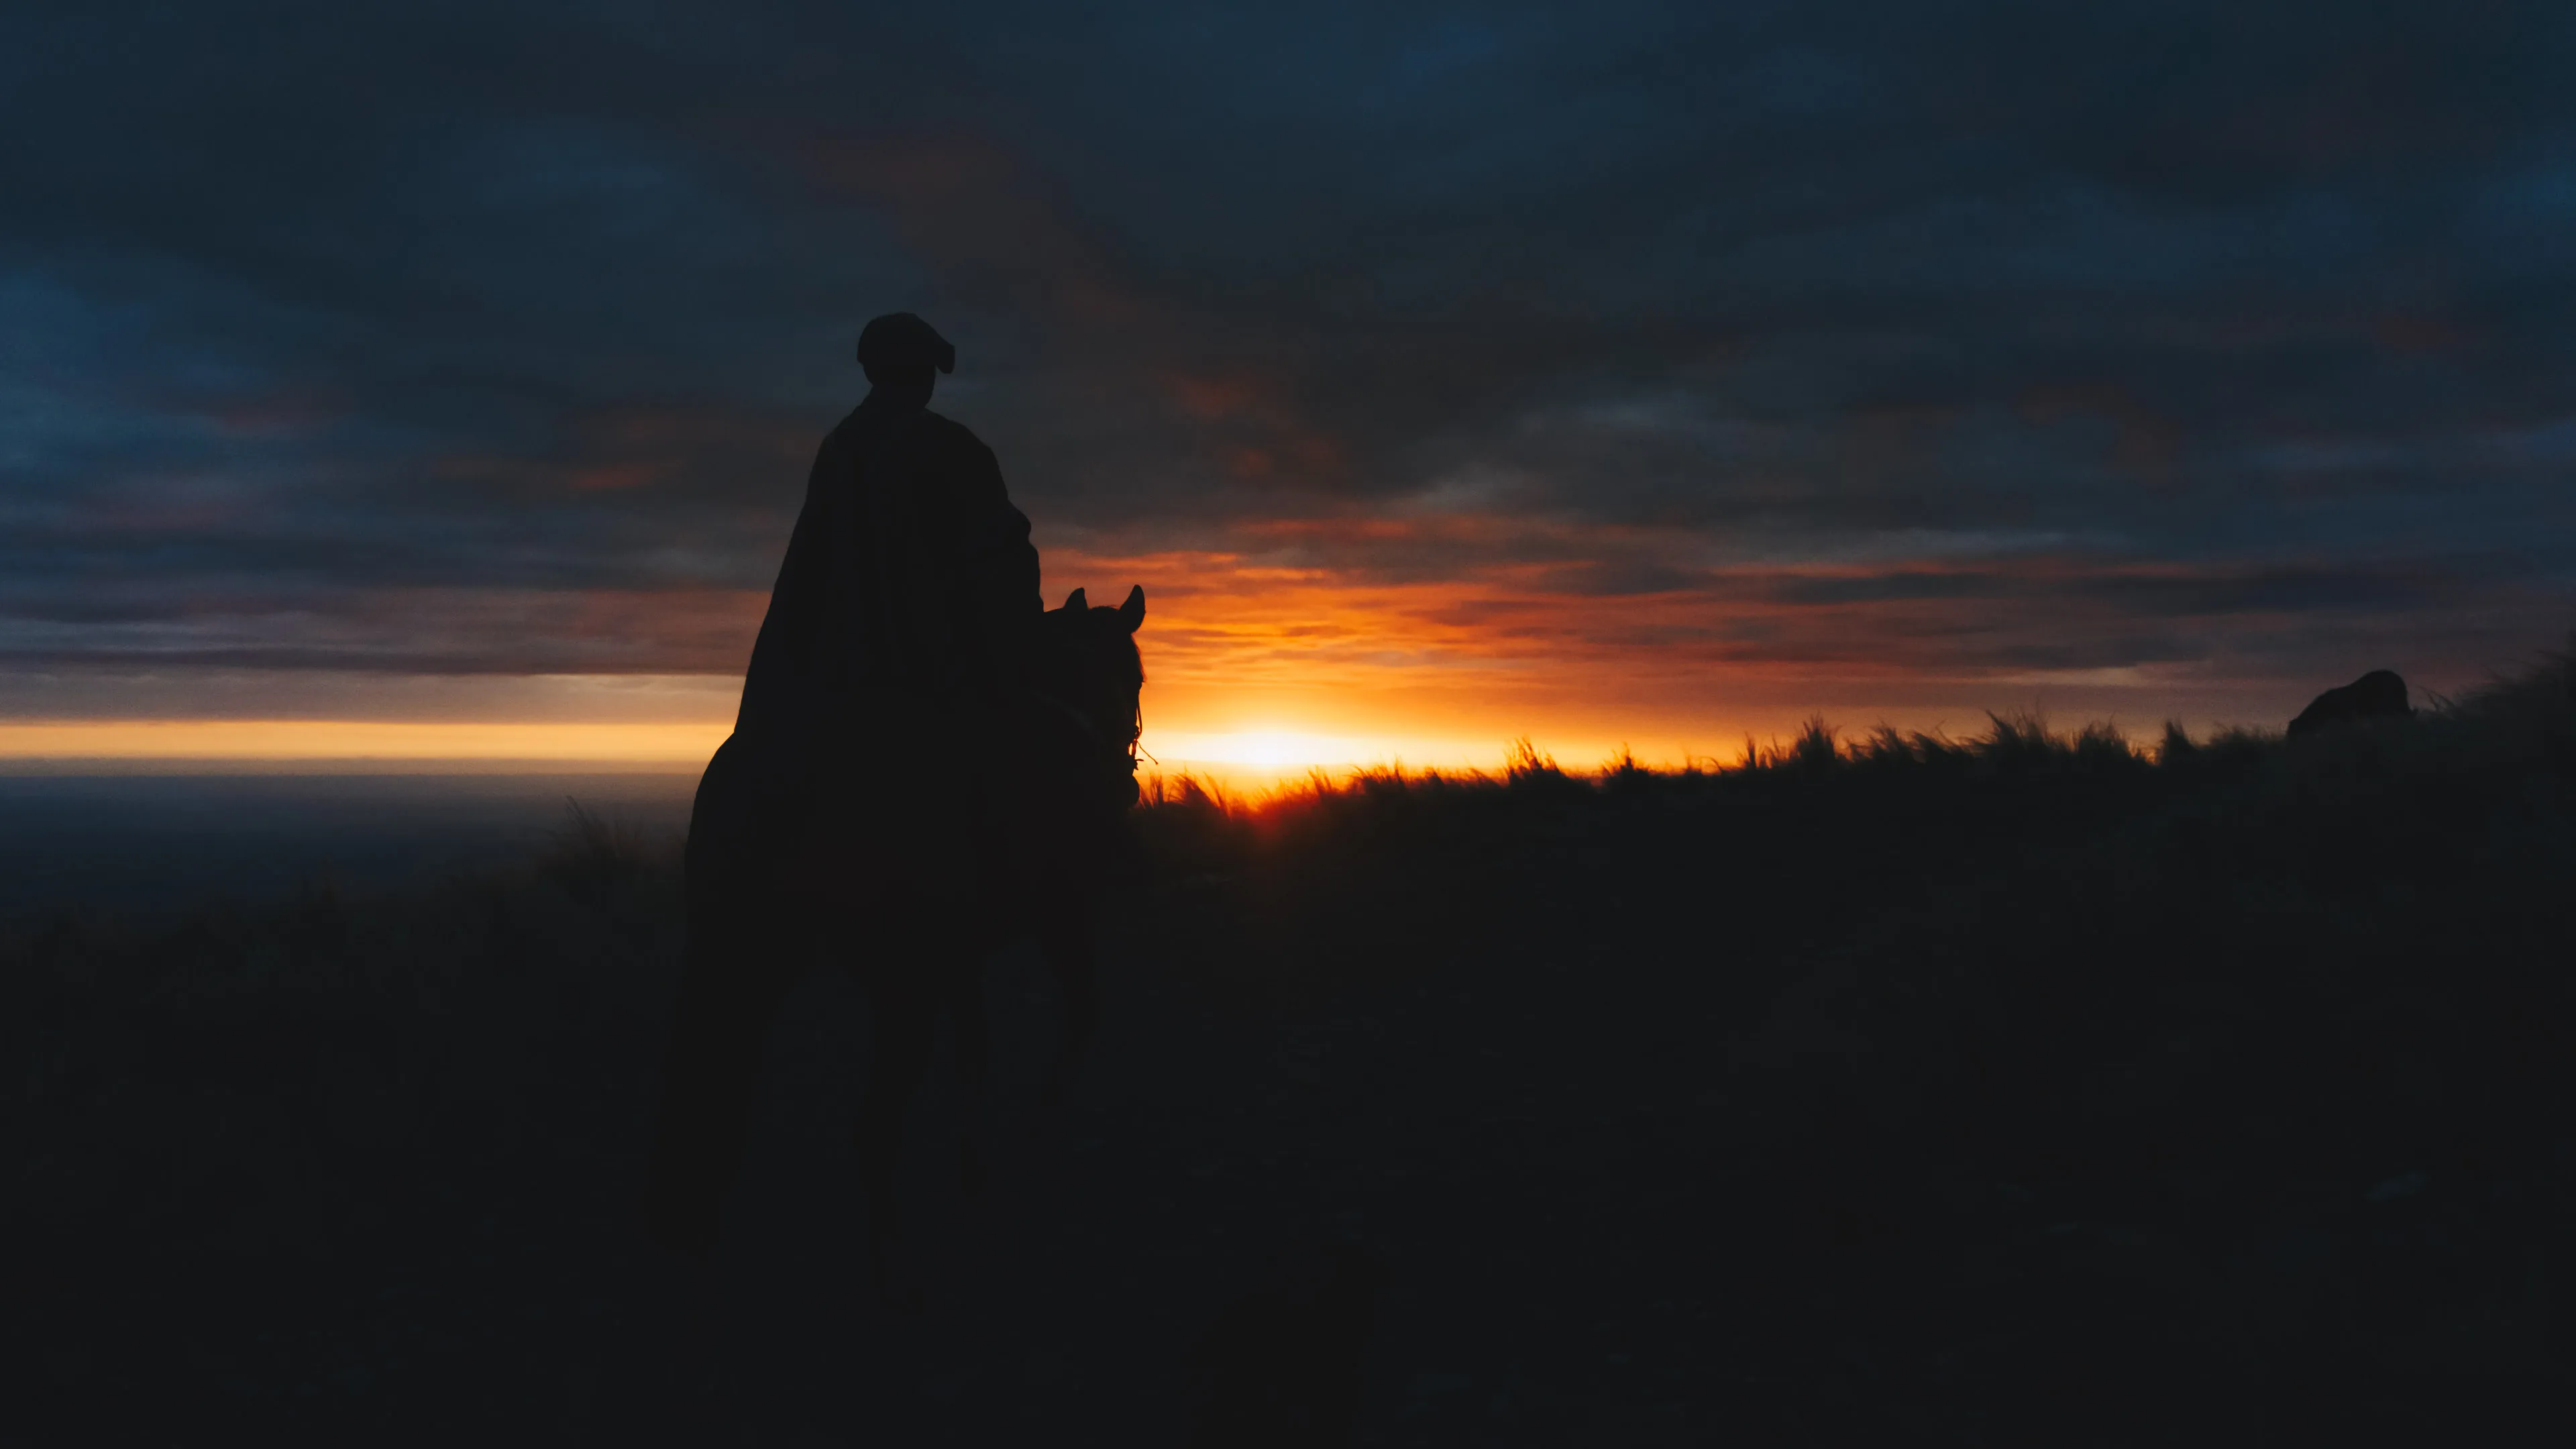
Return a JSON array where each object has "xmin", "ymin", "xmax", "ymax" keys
[{"xmin": 5, "ymin": 646, "xmax": 2574, "ymax": 1444}]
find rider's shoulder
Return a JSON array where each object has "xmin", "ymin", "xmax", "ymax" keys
[
  {"xmin": 826, "ymin": 400, "xmax": 996, "ymax": 475},
  {"xmin": 915, "ymin": 408, "xmax": 994, "ymax": 454},
  {"xmin": 820, "ymin": 402, "xmax": 875, "ymax": 448}
]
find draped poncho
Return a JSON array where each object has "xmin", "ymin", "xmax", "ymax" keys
[{"xmin": 733, "ymin": 391, "xmax": 1042, "ymax": 761}]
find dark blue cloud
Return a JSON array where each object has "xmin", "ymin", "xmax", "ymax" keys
[{"xmin": 2, "ymin": 0, "xmax": 2573, "ymax": 700}]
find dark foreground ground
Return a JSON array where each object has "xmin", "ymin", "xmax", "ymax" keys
[{"xmin": 8, "ymin": 656, "xmax": 2576, "ymax": 1446}]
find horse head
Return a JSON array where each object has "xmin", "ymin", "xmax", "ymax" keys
[{"xmin": 1036, "ymin": 584, "xmax": 1146, "ymax": 812}]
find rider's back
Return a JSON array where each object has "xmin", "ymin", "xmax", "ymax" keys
[
  {"xmin": 735, "ymin": 392, "xmax": 1039, "ymax": 759},
  {"xmin": 700, "ymin": 392, "xmax": 1040, "ymax": 886}
]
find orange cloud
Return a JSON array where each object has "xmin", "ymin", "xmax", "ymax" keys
[
  {"xmin": 1028, "ymin": 523, "xmax": 2426, "ymax": 778},
  {"xmin": 568, "ymin": 462, "xmax": 659, "ymax": 492},
  {"xmin": 1163, "ymin": 372, "xmax": 1260, "ymax": 421}
]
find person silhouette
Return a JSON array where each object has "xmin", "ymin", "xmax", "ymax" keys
[
  {"xmin": 635, "ymin": 313, "xmax": 1049, "ymax": 1392},
  {"xmin": 730, "ymin": 311, "xmax": 1042, "ymax": 831}
]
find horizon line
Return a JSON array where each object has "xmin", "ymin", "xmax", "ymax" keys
[{"xmin": 0, "ymin": 711, "xmax": 2293, "ymax": 778}]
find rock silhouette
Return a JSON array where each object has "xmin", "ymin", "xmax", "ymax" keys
[{"xmin": 2287, "ymin": 669, "xmax": 2414, "ymax": 736}]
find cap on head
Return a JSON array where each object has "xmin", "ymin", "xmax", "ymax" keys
[{"xmin": 856, "ymin": 313, "xmax": 955, "ymax": 374}]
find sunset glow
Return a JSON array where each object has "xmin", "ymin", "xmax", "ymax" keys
[
  {"xmin": 7, "ymin": 7, "xmax": 2569, "ymax": 779},
  {"xmin": 0, "ymin": 531, "xmax": 2502, "ymax": 777}
]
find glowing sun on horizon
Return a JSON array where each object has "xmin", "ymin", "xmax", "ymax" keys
[
  {"xmin": 1146, "ymin": 729, "xmax": 1367, "ymax": 768},
  {"xmin": 1228, "ymin": 731, "xmax": 1318, "ymax": 767}
]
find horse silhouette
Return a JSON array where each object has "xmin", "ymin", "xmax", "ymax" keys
[{"xmin": 641, "ymin": 583, "xmax": 1145, "ymax": 1313}]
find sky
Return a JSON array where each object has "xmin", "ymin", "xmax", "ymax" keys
[{"xmin": 5, "ymin": 1, "xmax": 2575, "ymax": 777}]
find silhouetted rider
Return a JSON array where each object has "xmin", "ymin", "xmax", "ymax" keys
[
  {"xmin": 728, "ymin": 312, "xmax": 1042, "ymax": 886},
  {"xmin": 637, "ymin": 315, "xmax": 1043, "ymax": 1373}
]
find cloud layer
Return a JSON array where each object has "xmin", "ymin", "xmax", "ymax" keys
[{"xmin": 5, "ymin": 1, "xmax": 2574, "ymax": 749}]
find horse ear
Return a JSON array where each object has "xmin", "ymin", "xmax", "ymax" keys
[
  {"xmin": 1118, "ymin": 584, "xmax": 1145, "ymax": 632},
  {"xmin": 1062, "ymin": 588, "xmax": 1087, "ymax": 612}
]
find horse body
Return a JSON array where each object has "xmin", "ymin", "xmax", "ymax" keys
[{"xmin": 641, "ymin": 584, "xmax": 1145, "ymax": 1307}]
